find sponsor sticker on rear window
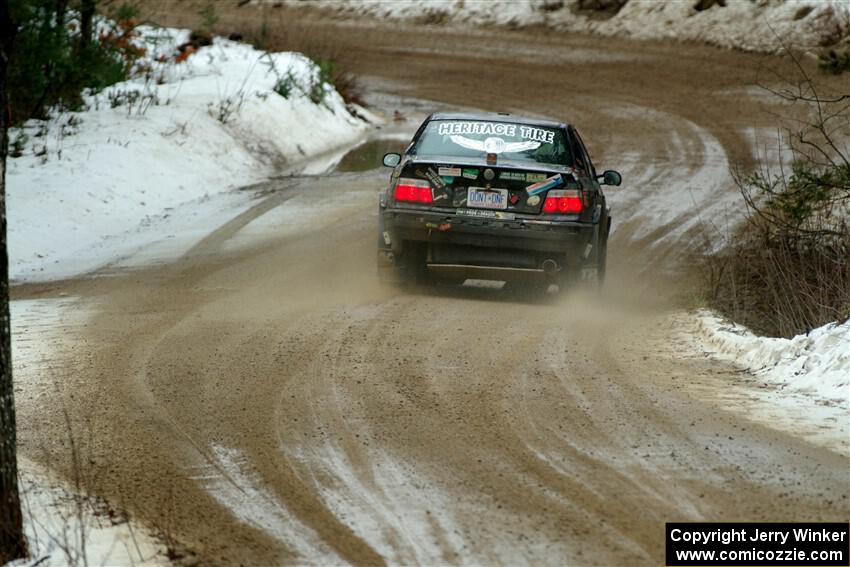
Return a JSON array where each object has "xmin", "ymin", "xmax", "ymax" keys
[
  {"xmin": 416, "ymin": 167, "xmax": 447, "ymax": 189},
  {"xmin": 525, "ymin": 173, "xmax": 564, "ymax": 196},
  {"xmin": 500, "ymin": 171, "xmax": 526, "ymax": 181}
]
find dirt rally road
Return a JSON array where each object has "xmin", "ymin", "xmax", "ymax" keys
[{"xmin": 13, "ymin": 16, "xmax": 850, "ymax": 566}]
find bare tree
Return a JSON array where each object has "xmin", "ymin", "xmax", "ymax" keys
[
  {"xmin": 0, "ymin": 0, "xmax": 27, "ymax": 562},
  {"xmin": 54, "ymin": 0, "xmax": 68, "ymax": 28}
]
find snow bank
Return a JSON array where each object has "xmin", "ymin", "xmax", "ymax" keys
[
  {"xmin": 277, "ymin": 0, "xmax": 850, "ymax": 52},
  {"xmin": 9, "ymin": 299, "xmax": 165, "ymax": 566},
  {"xmin": 9, "ymin": 459, "xmax": 164, "ymax": 567},
  {"xmin": 6, "ymin": 25, "xmax": 371, "ymax": 283},
  {"xmin": 696, "ymin": 310, "xmax": 850, "ymax": 404},
  {"xmin": 557, "ymin": 0, "xmax": 850, "ymax": 52}
]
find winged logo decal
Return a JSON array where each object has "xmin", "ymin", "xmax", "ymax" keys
[{"xmin": 450, "ymin": 135, "xmax": 541, "ymax": 154}]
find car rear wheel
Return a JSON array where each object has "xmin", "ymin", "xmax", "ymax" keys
[
  {"xmin": 575, "ymin": 221, "xmax": 609, "ymax": 289},
  {"xmin": 596, "ymin": 240, "xmax": 607, "ymax": 288},
  {"xmin": 398, "ymin": 242, "xmax": 430, "ymax": 286},
  {"xmin": 595, "ymin": 220, "xmax": 609, "ymax": 288}
]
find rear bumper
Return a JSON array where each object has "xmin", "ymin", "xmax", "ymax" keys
[
  {"xmin": 379, "ymin": 206, "xmax": 597, "ymax": 274},
  {"xmin": 382, "ymin": 207, "xmax": 593, "ymax": 252}
]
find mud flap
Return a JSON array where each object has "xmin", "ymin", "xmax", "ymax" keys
[
  {"xmin": 377, "ymin": 250, "xmax": 403, "ymax": 284},
  {"xmin": 579, "ymin": 222, "xmax": 603, "ymax": 287},
  {"xmin": 377, "ymin": 242, "xmax": 427, "ymax": 286}
]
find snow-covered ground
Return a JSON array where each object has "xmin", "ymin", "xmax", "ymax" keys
[
  {"xmin": 189, "ymin": 444, "xmax": 342, "ymax": 563},
  {"xmin": 5, "ymin": 13, "xmax": 847, "ymax": 565},
  {"xmin": 9, "ymin": 458, "xmax": 165, "ymax": 567},
  {"xmin": 9, "ymin": 298, "xmax": 165, "ymax": 566},
  {"xmin": 6, "ymin": 25, "xmax": 373, "ymax": 283},
  {"xmin": 692, "ymin": 312, "xmax": 849, "ymax": 454},
  {"xmin": 275, "ymin": 0, "xmax": 850, "ymax": 53},
  {"xmin": 697, "ymin": 312, "xmax": 849, "ymax": 405},
  {"xmin": 5, "ymin": 23, "xmax": 378, "ymax": 566}
]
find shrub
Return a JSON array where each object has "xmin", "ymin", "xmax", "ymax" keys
[
  {"xmin": 301, "ymin": 55, "xmax": 367, "ymax": 108},
  {"xmin": 818, "ymin": 49, "xmax": 850, "ymax": 75},
  {"xmin": 7, "ymin": 0, "xmax": 143, "ymax": 124},
  {"xmin": 333, "ymin": 72, "xmax": 366, "ymax": 107},
  {"xmin": 307, "ymin": 55, "xmax": 335, "ymax": 105},
  {"xmin": 107, "ymin": 87, "xmax": 159, "ymax": 115},
  {"xmin": 266, "ymin": 54, "xmax": 345, "ymax": 107},
  {"xmin": 705, "ymin": 166, "xmax": 850, "ymax": 337},
  {"xmin": 10, "ymin": 131, "xmax": 28, "ymax": 158},
  {"xmin": 209, "ymin": 90, "xmax": 245, "ymax": 124},
  {"xmin": 205, "ymin": 11, "xmax": 369, "ymax": 110},
  {"xmin": 188, "ymin": 29, "xmax": 213, "ymax": 48},
  {"xmin": 273, "ymin": 69, "xmax": 298, "ymax": 99},
  {"xmin": 703, "ymin": 54, "xmax": 850, "ymax": 337}
]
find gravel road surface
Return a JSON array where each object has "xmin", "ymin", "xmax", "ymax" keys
[{"xmin": 13, "ymin": 17, "xmax": 849, "ymax": 566}]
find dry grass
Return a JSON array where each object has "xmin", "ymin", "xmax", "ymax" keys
[
  {"xmin": 703, "ymin": 220, "xmax": 850, "ymax": 337},
  {"xmin": 132, "ymin": 0, "xmax": 367, "ymax": 105},
  {"xmin": 701, "ymin": 150, "xmax": 850, "ymax": 338},
  {"xmin": 700, "ymin": 42, "xmax": 850, "ymax": 338}
]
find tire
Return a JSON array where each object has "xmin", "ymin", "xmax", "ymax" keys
[
  {"xmin": 596, "ymin": 237, "xmax": 607, "ymax": 288},
  {"xmin": 398, "ymin": 243, "xmax": 430, "ymax": 286},
  {"xmin": 596, "ymin": 218, "xmax": 610, "ymax": 289},
  {"xmin": 576, "ymin": 220, "xmax": 608, "ymax": 290},
  {"xmin": 377, "ymin": 246, "xmax": 403, "ymax": 287},
  {"xmin": 377, "ymin": 264, "xmax": 403, "ymax": 287}
]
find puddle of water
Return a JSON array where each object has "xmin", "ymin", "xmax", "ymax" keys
[{"xmin": 334, "ymin": 138, "xmax": 409, "ymax": 172}]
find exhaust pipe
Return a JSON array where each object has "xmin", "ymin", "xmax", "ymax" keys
[{"xmin": 542, "ymin": 259, "xmax": 559, "ymax": 275}]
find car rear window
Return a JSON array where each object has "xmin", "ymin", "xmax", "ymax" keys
[{"xmin": 412, "ymin": 120, "xmax": 574, "ymax": 167}]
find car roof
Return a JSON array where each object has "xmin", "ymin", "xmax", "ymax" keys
[{"xmin": 427, "ymin": 112, "xmax": 569, "ymax": 129}]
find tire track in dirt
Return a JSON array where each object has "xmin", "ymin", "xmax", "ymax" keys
[
  {"xmin": 13, "ymin": 19, "xmax": 850, "ymax": 565},
  {"xmin": 17, "ymin": 167, "xmax": 849, "ymax": 564}
]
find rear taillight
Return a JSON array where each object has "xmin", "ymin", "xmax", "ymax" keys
[
  {"xmin": 543, "ymin": 189, "xmax": 583, "ymax": 214},
  {"xmin": 394, "ymin": 178, "xmax": 433, "ymax": 204}
]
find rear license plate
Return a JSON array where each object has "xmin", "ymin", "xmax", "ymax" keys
[
  {"xmin": 456, "ymin": 209, "xmax": 516, "ymax": 220},
  {"xmin": 468, "ymin": 187, "xmax": 508, "ymax": 210}
]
